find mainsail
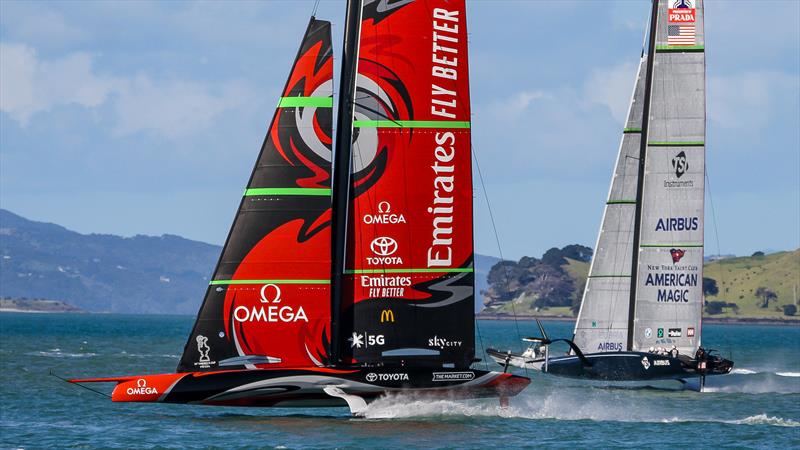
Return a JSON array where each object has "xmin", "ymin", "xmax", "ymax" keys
[
  {"xmin": 177, "ymin": 18, "xmax": 334, "ymax": 372},
  {"xmin": 341, "ymin": 0, "xmax": 476, "ymax": 368},
  {"xmin": 632, "ymin": 0, "xmax": 705, "ymax": 354},
  {"xmin": 574, "ymin": 0, "xmax": 705, "ymax": 356}
]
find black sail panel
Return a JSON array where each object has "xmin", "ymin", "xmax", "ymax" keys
[{"xmin": 177, "ymin": 19, "xmax": 334, "ymax": 372}]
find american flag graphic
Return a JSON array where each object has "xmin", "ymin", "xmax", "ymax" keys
[{"xmin": 667, "ymin": 25, "xmax": 696, "ymax": 45}]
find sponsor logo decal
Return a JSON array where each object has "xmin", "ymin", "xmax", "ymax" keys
[
  {"xmin": 380, "ymin": 309, "xmax": 395, "ymax": 323},
  {"xmin": 687, "ymin": 327, "xmax": 695, "ymax": 337},
  {"xmin": 368, "ymin": 236, "xmax": 402, "ymax": 265},
  {"xmin": 427, "ymin": 131, "xmax": 457, "ymax": 267},
  {"xmin": 668, "ymin": 24, "xmax": 696, "ymax": 46},
  {"xmin": 657, "ymin": 328, "xmax": 664, "ymax": 338},
  {"xmin": 363, "ymin": 201, "xmax": 407, "ymax": 225},
  {"xmin": 644, "ymin": 328, "xmax": 653, "ymax": 338},
  {"xmin": 665, "ymin": 151, "xmax": 694, "ymax": 188},
  {"xmin": 597, "ymin": 342, "xmax": 623, "ymax": 352},
  {"xmin": 361, "ymin": 274, "xmax": 411, "ymax": 298},
  {"xmin": 653, "ymin": 359, "xmax": 670, "ymax": 366},
  {"xmin": 366, "ymin": 372, "xmax": 409, "ymax": 382},
  {"xmin": 670, "ymin": 248, "xmax": 686, "ymax": 263},
  {"xmin": 370, "ymin": 236, "xmax": 398, "ymax": 256},
  {"xmin": 655, "ymin": 216, "xmax": 699, "ymax": 232},
  {"xmin": 127, "ymin": 378, "xmax": 158, "ymax": 396},
  {"xmin": 644, "ymin": 272, "xmax": 697, "ymax": 302},
  {"xmin": 349, "ymin": 332, "xmax": 384, "ymax": 349},
  {"xmin": 428, "ymin": 335, "xmax": 463, "ymax": 349},
  {"xmin": 668, "ymin": 0, "xmax": 696, "ymax": 23},
  {"xmin": 433, "ymin": 372, "xmax": 475, "ymax": 382},
  {"xmin": 641, "ymin": 357, "xmax": 651, "ymax": 370},
  {"xmin": 672, "ymin": 151, "xmax": 689, "ymax": 178},
  {"xmin": 668, "ymin": 328, "xmax": 682, "ymax": 338},
  {"xmin": 194, "ymin": 335, "xmax": 215, "ymax": 368},
  {"xmin": 233, "ymin": 284, "xmax": 308, "ymax": 323}
]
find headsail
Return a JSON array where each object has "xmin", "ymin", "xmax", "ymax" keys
[
  {"xmin": 340, "ymin": 0, "xmax": 475, "ymax": 368},
  {"xmin": 632, "ymin": 0, "xmax": 705, "ymax": 354},
  {"xmin": 177, "ymin": 18, "xmax": 334, "ymax": 372},
  {"xmin": 573, "ymin": 58, "xmax": 647, "ymax": 354},
  {"xmin": 574, "ymin": 0, "xmax": 705, "ymax": 357}
]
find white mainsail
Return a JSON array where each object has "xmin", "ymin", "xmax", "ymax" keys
[
  {"xmin": 632, "ymin": 0, "xmax": 705, "ymax": 355},
  {"xmin": 574, "ymin": 0, "xmax": 705, "ymax": 357}
]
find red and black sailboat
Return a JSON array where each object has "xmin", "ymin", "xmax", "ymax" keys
[{"xmin": 70, "ymin": 0, "xmax": 529, "ymax": 413}]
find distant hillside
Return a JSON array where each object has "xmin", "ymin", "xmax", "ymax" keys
[
  {"xmin": 0, "ymin": 209, "xmax": 502, "ymax": 314},
  {"xmin": 0, "ymin": 298, "xmax": 83, "ymax": 313},
  {"xmin": 0, "ymin": 209, "xmax": 219, "ymax": 314},
  {"xmin": 704, "ymin": 249, "xmax": 800, "ymax": 319},
  {"xmin": 482, "ymin": 245, "xmax": 593, "ymax": 317},
  {"xmin": 482, "ymin": 247, "xmax": 800, "ymax": 320}
]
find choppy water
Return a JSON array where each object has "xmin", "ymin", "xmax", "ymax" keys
[{"xmin": 1, "ymin": 313, "xmax": 798, "ymax": 449}]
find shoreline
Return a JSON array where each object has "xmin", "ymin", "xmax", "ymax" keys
[{"xmin": 475, "ymin": 314, "xmax": 800, "ymax": 326}]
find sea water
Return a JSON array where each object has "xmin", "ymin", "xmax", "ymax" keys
[{"xmin": 0, "ymin": 313, "xmax": 798, "ymax": 449}]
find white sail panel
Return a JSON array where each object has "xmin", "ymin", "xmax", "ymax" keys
[
  {"xmin": 573, "ymin": 58, "xmax": 646, "ymax": 353},
  {"xmin": 632, "ymin": 0, "xmax": 705, "ymax": 355}
]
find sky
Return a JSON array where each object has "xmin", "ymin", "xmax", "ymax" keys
[{"xmin": 1, "ymin": 0, "xmax": 798, "ymax": 260}]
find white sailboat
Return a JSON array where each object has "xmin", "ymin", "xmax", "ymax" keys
[{"xmin": 488, "ymin": 0, "xmax": 732, "ymax": 389}]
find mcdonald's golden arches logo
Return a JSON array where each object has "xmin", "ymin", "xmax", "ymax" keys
[{"xmin": 380, "ymin": 309, "xmax": 395, "ymax": 323}]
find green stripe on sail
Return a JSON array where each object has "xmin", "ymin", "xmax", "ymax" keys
[
  {"xmin": 244, "ymin": 188, "xmax": 331, "ymax": 196},
  {"xmin": 210, "ymin": 279, "xmax": 330, "ymax": 285},
  {"xmin": 588, "ymin": 275, "xmax": 631, "ymax": 278},
  {"xmin": 648, "ymin": 141, "xmax": 704, "ymax": 147},
  {"xmin": 278, "ymin": 96, "xmax": 333, "ymax": 107},
  {"xmin": 353, "ymin": 120, "xmax": 470, "ymax": 129},
  {"xmin": 345, "ymin": 268, "xmax": 474, "ymax": 274},
  {"xmin": 607, "ymin": 200, "xmax": 636, "ymax": 205},
  {"xmin": 640, "ymin": 244, "xmax": 704, "ymax": 248},
  {"xmin": 656, "ymin": 45, "xmax": 705, "ymax": 52},
  {"xmin": 623, "ymin": 128, "xmax": 642, "ymax": 133}
]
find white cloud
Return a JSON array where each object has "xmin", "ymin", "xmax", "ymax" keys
[
  {"xmin": 112, "ymin": 76, "xmax": 252, "ymax": 138},
  {"xmin": 583, "ymin": 61, "xmax": 639, "ymax": 124},
  {"xmin": 708, "ymin": 70, "xmax": 799, "ymax": 131},
  {"xmin": 0, "ymin": 42, "xmax": 254, "ymax": 138},
  {"xmin": 0, "ymin": 43, "xmax": 117, "ymax": 125},
  {"xmin": 0, "ymin": 6, "xmax": 89, "ymax": 49}
]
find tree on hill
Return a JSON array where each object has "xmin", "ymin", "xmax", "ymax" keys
[
  {"xmin": 751, "ymin": 251, "xmax": 765, "ymax": 257},
  {"xmin": 755, "ymin": 286, "xmax": 777, "ymax": 309},
  {"xmin": 703, "ymin": 277, "xmax": 719, "ymax": 297},
  {"xmin": 483, "ymin": 245, "xmax": 585, "ymax": 310}
]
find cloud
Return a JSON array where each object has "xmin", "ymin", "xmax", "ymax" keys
[
  {"xmin": 0, "ymin": 42, "xmax": 254, "ymax": 138},
  {"xmin": 0, "ymin": 43, "xmax": 116, "ymax": 125},
  {"xmin": 583, "ymin": 61, "xmax": 639, "ymax": 124},
  {"xmin": 112, "ymin": 76, "xmax": 252, "ymax": 138},
  {"xmin": 708, "ymin": 70, "xmax": 799, "ymax": 131},
  {"xmin": 0, "ymin": 5, "xmax": 89, "ymax": 49}
]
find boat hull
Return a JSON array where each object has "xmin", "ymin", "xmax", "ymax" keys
[
  {"xmin": 70, "ymin": 366, "xmax": 530, "ymax": 408},
  {"xmin": 487, "ymin": 349, "xmax": 732, "ymax": 382}
]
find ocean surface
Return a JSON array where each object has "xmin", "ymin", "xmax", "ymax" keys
[{"xmin": 0, "ymin": 313, "xmax": 798, "ymax": 449}]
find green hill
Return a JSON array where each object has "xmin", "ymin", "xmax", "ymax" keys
[
  {"xmin": 481, "ymin": 248, "xmax": 799, "ymax": 321},
  {"xmin": 704, "ymin": 249, "xmax": 800, "ymax": 319}
]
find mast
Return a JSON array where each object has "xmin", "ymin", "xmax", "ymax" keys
[
  {"xmin": 330, "ymin": 0, "xmax": 362, "ymax": 366},
  {"xmin": 626, "ymin": 0, "xmax": 660, "ymax": 351}
]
